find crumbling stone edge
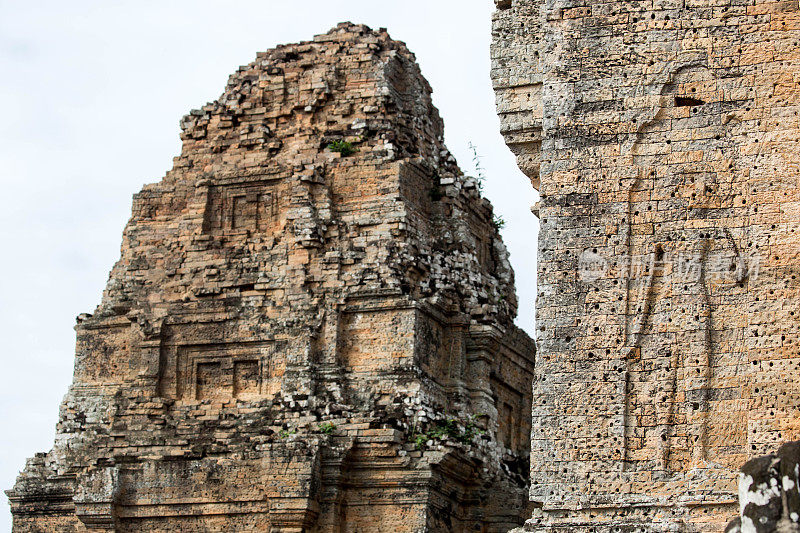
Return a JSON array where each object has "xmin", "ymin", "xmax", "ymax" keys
[{"xmin": 726, "ymin": 441, "xmax": 800, "ymax": 533}]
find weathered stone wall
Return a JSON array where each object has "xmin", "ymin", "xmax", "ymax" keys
[
  {"xmin": 7, "ymin": 23, "xmax": 535, "ymax": 532},
  {"xmin": 492, "ymin": 0, "xmax": 800, "ymax": 530}
]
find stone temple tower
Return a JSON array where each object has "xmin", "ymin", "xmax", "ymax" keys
[
  {"xmin": 8, "ymin": 23, "xmax": 535, "ymax": 532},
  {"xmin": 493, "ymin": 0, "xmax": 800, "ymax": 531}
]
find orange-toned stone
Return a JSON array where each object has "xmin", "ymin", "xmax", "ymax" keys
[
  {"xmin": 493, "ymin": 0, "xmax": 800, "ymax": 529},
  {"xmin": 7, "ymin": 23, "xmax": 535, "ymax": 532}
]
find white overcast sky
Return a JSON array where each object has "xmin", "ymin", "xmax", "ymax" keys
[{"xmin": 0, "ymin": 1, "xmax": 538, "ymax": 527}]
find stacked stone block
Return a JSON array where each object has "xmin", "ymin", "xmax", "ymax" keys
[{"xmin": 492, "ymin": 0, "xmax": 800, "ymax": 530}]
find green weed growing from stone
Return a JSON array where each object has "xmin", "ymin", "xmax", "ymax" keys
[
  {"xmin": 411, "ymin": 415, "xmax": 485, "ymax": 451},
  {"xmin": 278, "ymin": 428, "xmax": 297, "ymax": 439},
  {"xmin": 328, "ymin": 140, "xmax": 358, "ymax": 156},
  {"xmin": 318, "ymin": 422, "xmax": 336, "ymax": 434},
  {"xmin": 493, "ymin": 214, "xmax": 506, "ymax": 230}
]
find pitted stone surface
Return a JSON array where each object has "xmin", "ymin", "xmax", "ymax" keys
[
  {"xmin": 7, "ymin": 23, "xmax": 535, "ymax": 532},
  {"xmin": 492, "ymin": 0, "xmax": 800, "ymax": 530}
]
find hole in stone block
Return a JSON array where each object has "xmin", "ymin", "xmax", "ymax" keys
[{"xmin": 674, "ymin": 96, "xmax": 705, "ymax": 107}]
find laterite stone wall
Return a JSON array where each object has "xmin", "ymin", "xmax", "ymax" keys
[{"xmin": 493, "ymin": 0, "xmax": 800, "ymax": 530}]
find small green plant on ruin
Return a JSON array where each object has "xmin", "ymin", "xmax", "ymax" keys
[
  {"xmin": 468, "ymin": 141, "xmax": 486, "ymax": 192},
  {"xmin": 328, "ymin": 140, "xmax": 358, "ymax": 157},
  {"xmin": 318, "ymin": 422, "xmax": 336, "ymax": 434},
  {"xmin": 278, "ymin": 428, "xmax": 297, "ymax": 439},
  {"xmin": 492, "ymin": 214, "xmax": 506, "ymax": 230},
  {"xmin": 411, "ymin": 414, "xmax": 485, "ymax": 451}
]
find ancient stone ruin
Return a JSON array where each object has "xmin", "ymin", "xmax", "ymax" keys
[
  {"xmin": 11, "ymin": 0, "xmax": 800, "ymax": 529},
  {"xmin": 492, "ymin": 0, "xmax": 800, "ymax": 530},
  {"xmin": 7, "ymin": 23, "xmax": 536, "ymax": 532}
]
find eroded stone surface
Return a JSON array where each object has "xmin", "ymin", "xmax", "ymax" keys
[
  {"xmin": 7, "ymin": 23, "xmax": 535, "ymax": 532},
  {"xmin": 492, "ymin": 0, "xmax": 800, "ymax": 530},
  {"xmin": 726, "ymin": 441, "xmax": 800, "ymax": 533}
]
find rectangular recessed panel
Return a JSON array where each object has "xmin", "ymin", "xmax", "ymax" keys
[
  {"xmin": 230, "ymin": 195, "xmax": 247, "ymax": 229},
  {"xmin": 203, "ymin": 180, "xmax": 281, "ymax": 235},
  {"xmin": 196, "ymin": 362, "xmax": 225, "ymax": 401},
  {"xmin": 234, "ymin": 360, "xmax": 260, "ymax": 399},
  {"xmin": 162, "ymin": 341, "xmax": 281, "ymax": 402}
]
